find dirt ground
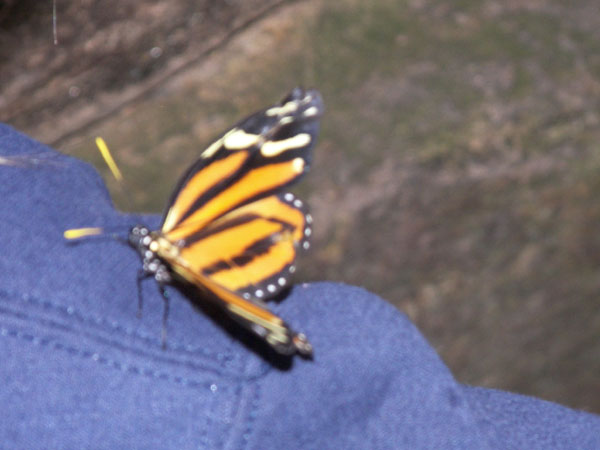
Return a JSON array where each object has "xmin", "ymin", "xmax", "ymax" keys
[{"xmin": 2, "ymin": 0, "xmax": 600, "ymax": 413}]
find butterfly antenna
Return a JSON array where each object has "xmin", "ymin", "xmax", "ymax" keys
[
  {"xmin": 64, "ymin": 227, "xmax": 104, "ymax": 240},
  {"xmin": 63, "ymin": 138, "xmax": 133, "ymax": 245},
  {"xmin": 63, "ymin": 226, "xmax": 128, "ymax": 245}
]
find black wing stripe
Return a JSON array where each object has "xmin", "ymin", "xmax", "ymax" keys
[
  {"xmin": 164, "ymin": 158, "xmax": 308, "ymax": 242},
  {"xmin": 171, "ymin": 134, "xmax": 314, "ymax": 231},
  {"xmin": 182, "ymin": 213, "xmax": 260, "ymax": 246},
  {"xmin": 201, "ymin": 234, "xmax": 279, "ymax": 276},
  {"xmin": 161, "ymin": 149, "xmax": 251, "ymax": 234}
]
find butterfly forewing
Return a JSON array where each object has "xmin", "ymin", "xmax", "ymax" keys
[
  {"xmin": 161, "ymin": 88, "xmax": 323, "ymax": 236},
  {"xmin": 161, "ymin": 150, "xmax": 252, "ymax": 234}
]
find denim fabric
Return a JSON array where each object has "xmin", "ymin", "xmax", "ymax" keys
[{"xmin": 0, "ymin": 123, "xmax": 598, "ymax": 449}]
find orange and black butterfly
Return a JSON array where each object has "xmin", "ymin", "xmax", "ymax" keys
[{"xmin": 96, "ymin": 88, "xmax": 322, "ymax": 356}]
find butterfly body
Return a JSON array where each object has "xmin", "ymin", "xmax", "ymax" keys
[{"xmin": 128, "ymin": 88, "xmax": 323, "ymax": 357}]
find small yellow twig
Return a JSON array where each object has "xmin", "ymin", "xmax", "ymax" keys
[{"xmin": 95, "ymin": 137, "xmax": 123, "ymax": 182}]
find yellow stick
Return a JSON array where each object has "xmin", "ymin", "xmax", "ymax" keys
[{"xmin": 95, "ymin": 137, "xmax": 123, "ymax": 182}]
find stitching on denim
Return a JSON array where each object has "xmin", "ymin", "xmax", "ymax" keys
[
  {"xmin": 215, "ymin": 379, "xmax": 249, "ymax": 449},
  {"xmin": 240, "ymin": 381, "xmax": 262, "ymax": 449},
  {"xmin": 1, "ymin": 295, "xmax": 274, "ymax": 382},
  {"xmin": 196, "ymin": 392, "xmax": 215, "ymax": 449},
  {"xmin": 0, "ymin": 324, "xmax": 219, "ymax": 389},
  {"xmin": 0, "ymin": 287, "xmax": 235, "ymax": 362},
  {"xmin": 0, "ymin": 303, "xmax": 243, "ymax": 377}
]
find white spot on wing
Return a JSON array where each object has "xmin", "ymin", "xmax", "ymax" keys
[
  {"xmin": 266, "ymin": 100, "xmax": 299, "ymax": 117},
  {"xmin": 303, "ymin": 106, "xmax": 319, "ymax": 117},
  {"xmin": 201, "ymin": 138, "xmax": 223, "ymax": 159},
  {"xmin": 223, "ymin": 129, "xmax": 261, "ymax": 150},
  {"xmin": 291, "ymin": 157, "xmax": 305, "ymax": 174},
  {"xmin": 261, "ymin": 133, "xmax": 311, "ymax": 157}
]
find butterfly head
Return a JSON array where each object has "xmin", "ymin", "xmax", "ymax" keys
[
  {"xmin": 128, "ymin": 225, "xmax": 151, "ymax": 249},
  {"xmin": 129, "ymin": 225, "xmax": 172, "ymax": 283}
]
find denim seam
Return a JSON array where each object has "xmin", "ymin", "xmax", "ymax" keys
[
  {"xmin": 0, "ymin": 287, "xmax": 234, "ymax": 360},
  {"xmin": 240, "ymin": 380, "xmax": 262, "ymax": 449},
  {"xmin": 0, "ymin": 302, "xmax": 249, "ymax": 378},
  {"xmin": 0, "ymin": 323, "xmax": 224, "ymax": 390}
]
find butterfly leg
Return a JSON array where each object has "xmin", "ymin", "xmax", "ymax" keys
[
  {"xmin": 136, "ymin": 269, "xmax": 149, "ymax": 318},
  {"xmin": 158, "ymin": 284, "xmax": 170, "ymax": 350}
]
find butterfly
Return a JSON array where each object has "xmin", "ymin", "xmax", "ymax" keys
[{"xmin": 78, "ymin": 88, "xmax": 323, "ymax": 357}]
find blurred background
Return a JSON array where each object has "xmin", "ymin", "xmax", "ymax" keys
[{"xmin": 1, "ymin": 0, "xmax": 599, "ymax": 412}]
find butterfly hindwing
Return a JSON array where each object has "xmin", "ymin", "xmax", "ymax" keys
[{"xmin": 174, "ymin": 191, "xmax": 311, "ymax": 300}]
